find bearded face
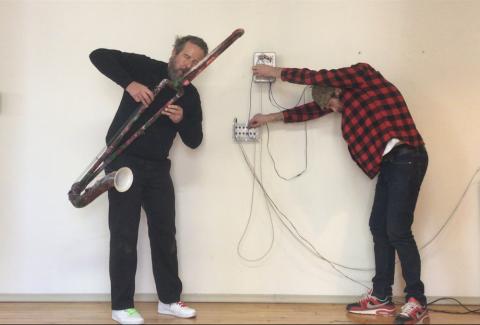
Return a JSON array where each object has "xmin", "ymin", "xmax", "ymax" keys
[{"xmin": 167, "ymin": 41, "xmax": 206, "ymax": 80}]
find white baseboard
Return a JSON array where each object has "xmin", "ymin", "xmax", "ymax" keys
[{"xmin": 0, "ymin": 293, "xmax": 479, "ymax": 305}]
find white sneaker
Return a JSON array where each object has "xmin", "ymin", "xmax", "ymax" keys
[
  {"xmin": 157, "ymin": 301, "xmax": 196, "ymax": 318},
  {"xmin": 112, "ymin": 308, "xmax": 144, "ymax": 325}
]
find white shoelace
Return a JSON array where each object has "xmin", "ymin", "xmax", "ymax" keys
[{"xmin": 400, "ymin": 301, "xmax": 418, "ymax": 315}]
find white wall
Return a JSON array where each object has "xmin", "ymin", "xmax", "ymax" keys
[{"xmin": 0, "ymin": 0, "xmax": 479, "ymax": 300}]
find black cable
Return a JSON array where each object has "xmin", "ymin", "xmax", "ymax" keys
[
  {"xmin": 265, "ymin": 123, "xmax": 308, "ymax": 181},
  {"xmin": 268, "ymin": 81, "xmax": 310, "ymax": 110},
  {"xmin": 426, "ymin": 297, "xmax": 480, "ymax": 315},
  {"xmin": 265, "ymin": 82, "xmax": 309, "ymax": 180}
]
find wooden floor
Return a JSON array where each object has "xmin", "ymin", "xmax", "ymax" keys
[{"xmin": 0, "ymin": 302, "xmax": 478, "ymax": 324}]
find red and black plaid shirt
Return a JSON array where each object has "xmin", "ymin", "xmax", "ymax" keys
[{"xmin": 281, "ymin": 63, "xmax": 424, "ymax": 178}]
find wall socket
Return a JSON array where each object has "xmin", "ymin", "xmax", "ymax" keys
[
  {"xmin": 253, "ymin": 52, "xmax": 276, "ymax": 83},
  {"xmin": 233, "ymin": 118, "xmax": 260, "ymax": 143}
]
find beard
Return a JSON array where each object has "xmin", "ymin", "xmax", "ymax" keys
[{"xmin": 168, "ymin": 56, "xmax": 187, "ymax": 80}]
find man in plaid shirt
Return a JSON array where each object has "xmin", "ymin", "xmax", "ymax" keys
[{"xmin": 249, "ymin": 63, "xmax": 429, "ymax": 324}]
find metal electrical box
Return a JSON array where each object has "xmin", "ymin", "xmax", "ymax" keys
[
  {"xmin": 233, "ymin": 118, "xmax": 260, "ymax": 143},
  {"xmin": 253, "ymin": 52, "xmax": 276, "ymax": 83}
]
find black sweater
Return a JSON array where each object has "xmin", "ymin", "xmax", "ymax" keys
[{"xmin": 89, "ymin": 48, "xmax": 203, "ymax": 161}]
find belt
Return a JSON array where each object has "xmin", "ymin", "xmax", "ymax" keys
[{"xmin": 384, "ymin": 144, "xmax": 425, "ymax": 159}]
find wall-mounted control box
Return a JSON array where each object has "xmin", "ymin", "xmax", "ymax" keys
[{"xmin": 253, "ymin": 52, "xmax": 276, "ymax": 83}]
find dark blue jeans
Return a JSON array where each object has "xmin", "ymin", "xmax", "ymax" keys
[{"xmin": 369, "ymin": 145, "xmax": 428, "ymax": 306}]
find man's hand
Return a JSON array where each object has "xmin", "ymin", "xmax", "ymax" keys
[
  {"xmin": 126, "ymin": 81, "xmax": 154, "ymax": 107},
  {"xmin": 252, "ymin": 64, "xmax": 282, "ymax": 79},
  {"xmin": 161, "ymin": 104, "xmax": 184, "ymax": 124},
  {"xmin": 248, "ymin": 112, "xmax": 284, "ymax": 128}
]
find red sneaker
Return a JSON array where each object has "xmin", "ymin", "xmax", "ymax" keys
[
  {"xmin": 394, "ymin": 297, "xmax": 429, "ymax": 324},
  {"xmin": 346, "ymin": 290, "xmax": 396, "ymax": 315}
]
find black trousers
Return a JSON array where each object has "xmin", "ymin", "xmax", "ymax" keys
[
  {"xmin": 106, "ymin": 155, "xmax": 182, "ymax": 310},
  {"xmin": 369, "ymin": 145, "xmax": 428, "ymax": 306}
]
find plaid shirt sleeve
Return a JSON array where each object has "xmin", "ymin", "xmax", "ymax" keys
[
  {"xmin": 280, "ymin": 63, "xmax": 374, "ymax": 123},
  {"xmin": 282, "ymin": 101, "xmax": 332, "ymax": 123},
  {"xmin": 281, "ymin": 63, "xmax": 374, "ymax": 89}
]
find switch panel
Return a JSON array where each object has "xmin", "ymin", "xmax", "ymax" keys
[
  {"xmin": 233, "ymin": 118, "xmax": 260, "ymax": 143},
  {"xmin": 253, "ymin": 52, "xmax": 276, "ymax": 83}
]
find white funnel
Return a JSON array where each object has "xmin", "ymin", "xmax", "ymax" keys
[{"xmin": 114, "ymin": 167, "xmax": 133, "ymax": 192}]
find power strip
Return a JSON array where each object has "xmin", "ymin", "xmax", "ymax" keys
[{"xmin": 233, "ymin": 118, "xmax": 260, "ymax": 143}]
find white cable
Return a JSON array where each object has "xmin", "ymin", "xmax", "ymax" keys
[
  {"xmin": 236, "ymin": 142, "xmax": 276, "ymax": 262},
  {"xmin": 238, "ymin": 143, "xmax": 370, "ymax": 288},
  {"xmin": 237, "ymin": 82, "xmax": 276, "ymax": 262}
]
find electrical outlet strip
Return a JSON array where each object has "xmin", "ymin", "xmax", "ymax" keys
[{"xmin": 233, "ymin": 118, "xmax": 260, "ymax": 142}]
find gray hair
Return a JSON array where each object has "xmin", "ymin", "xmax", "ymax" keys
[{"xmin": 173, "ymin": 35, "xmax": 208, "ymax": 56}]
